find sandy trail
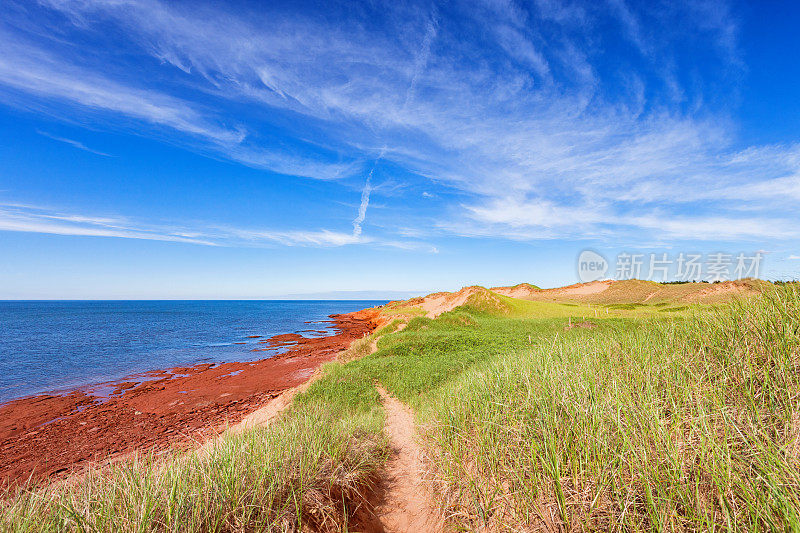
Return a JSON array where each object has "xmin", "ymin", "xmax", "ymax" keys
[
  {"xmin": 205, "ymin": 321, "xmax": 409, "ymax": 453},
  {"xmin": 375, "ymin": 386, "xmax": 442, "ymax": 533},
  {"xmin": 370, "ymin": 321, "xmax": 406, "ymax": 354}
]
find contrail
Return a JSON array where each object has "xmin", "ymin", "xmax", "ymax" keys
[
  {"xmin": 351, "ymin": 169, "xmax": 373, "ymax": 238},
  {"xmin": 352, "ymin": 15, "xmax": 437, "ymax": 239},
  {"xmin": 352, "ymin": 147, "xmax": 385, "ymax": 238}
]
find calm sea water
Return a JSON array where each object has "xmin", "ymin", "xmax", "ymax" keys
[{"xmin": 0, "ymin": 300, "xmax": 385, "ymax": 404}]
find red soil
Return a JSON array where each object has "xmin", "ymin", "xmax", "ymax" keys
[{"xmin": 0, "ymin": 308, "xmax": 384, "ymax": 489}]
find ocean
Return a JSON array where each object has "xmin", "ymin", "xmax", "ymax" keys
[{"xmin": 0, "ymin": 300, "xmax": 385, "ymax": 404}]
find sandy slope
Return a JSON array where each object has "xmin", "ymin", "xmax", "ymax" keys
[
  {"xmin": 419, "ymin": 286, "xmax": 484, "ymax": 318},
  {"xmin": 492, "ymin": 279, "xmax": 761, "ymax": 304}
]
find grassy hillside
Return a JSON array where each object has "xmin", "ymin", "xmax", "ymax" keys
[
  {"xmin": 497, "ymin": 278, "xmax": 769, "ymax": 306},
  {"xmin": 3, "ymin": 283, "xmax": 798, "ymax": 531},
  {"xmin": 422, "ymin": 286, "xmax": 800, "ymax": 530}
]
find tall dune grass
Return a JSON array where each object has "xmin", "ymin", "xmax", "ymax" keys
[
  {"xmin": 3, "ymin": 286, "xmax": 796, "ymax": 531},
  {"xmin": 1, "ymin": 365, "xmax": 387, "ymax": 532},
  {"xmin": 423, "ymin": 285, "xmax": 800, "ymax": 530}
]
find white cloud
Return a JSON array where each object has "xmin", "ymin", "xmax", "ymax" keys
[
  {"xmin": 228, "ymin": 228, "xmax": 369, "ymax": 247},
  {"xmin": 465, "ymin": 196, "xmax": 608, "ymax": 229},
  {"xmin": 0, "ymin": 25, "xmax": 358, "ymax": 179},
  {"xmin": 0, "ymin": 204, "xmax": 217, "ymax": 245},
  {"xmin": 0, "ymin": 202, "xmax": 438, "ymax": 250},
  {"xmin": 630, "ymin": 215, "xmax": 799, "ymax": 241},
  {"xmin": 36, "ymin": 130, "xmax": 113, "ymax": 157},
  {"xmin": 0, "ymin": 33, "xmax": 243, "ymax": 144},
  {"xmin": 460, "ymin": 196, "xmax": 800, "ymax": 241},
  {"xmin": 352, "ymin": 175, "xmax": 373, "ymax": 239},
  {"xmin": 2, "ymin": 0, "xmax": 796, "ymax": 246}
]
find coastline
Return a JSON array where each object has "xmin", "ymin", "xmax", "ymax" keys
[{"xmin": 0, "ymin": 307, "xmax": 384, "ymax": 488}]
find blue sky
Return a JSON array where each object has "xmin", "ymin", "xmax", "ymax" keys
[{"xmin": 0, "ymin": 0, "xmax": 798, "ymax": 298}]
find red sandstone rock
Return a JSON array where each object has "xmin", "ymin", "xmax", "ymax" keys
[{"xmin": 0, "ymin": 308, "xmax": 384, "ymax": 488}]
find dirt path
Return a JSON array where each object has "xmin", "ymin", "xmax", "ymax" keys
[
  {"xmin": 374, "ymin": 386, "xmax": 442, "ymax": 532},
  {"xmin": 205, "ymin": 322, "xmax": 409, "ymax": 452},
  {"xmin": 370, "ymin": 321, "xmax": 407, "ymax": 354}
]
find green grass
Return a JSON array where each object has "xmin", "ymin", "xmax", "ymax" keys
[
  {"xmin": 482, "ymin": 292, "xmax": 702, "ymax": 320},
  {"xmin": 604, "ymin": 302, "xmax": 646, "ymax": 310},
  {"xmin": 1, "ymin": 361, "xmax": 388, "ymax": 532},
  {"xmin": 336, "ymin": 318, "xmax": 402, "ymax": 362},
  {"xmin": 3, "ymin": 286, "xmax": 797, "ymax": 532},
  {"xmin": 659, "ymin": 305, "xmax": 689, "ymax": 312},
  {"xmin": 347, "ymin": 310, "xmax": 622, "ymax": 408},
  {"xmin": 416, "ymin": 286, "xmax": 800, "ymax": 530}
]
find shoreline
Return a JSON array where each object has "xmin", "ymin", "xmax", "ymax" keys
[{"xmin": 0, "ymin": 307, "xmax": 384, "ymax": 488}]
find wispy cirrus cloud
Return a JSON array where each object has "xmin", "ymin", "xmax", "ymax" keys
[
  {"xmin": 0, "ymin": 23, "xmax": 359, "ymax": 180},
  {"xmin": 0, "ymin": 0, "xmax": 796, "ymax": 247},
  {"xmin": 0, "ymin": 33, "xmax": 243, "ymax": 144},
  {"xmin": 0, "ymin": 202, "xmax": 438, "ymax": 251},
  {"xmin": 0, "ymin": 203, "xmax": 217, "ymax": 245}
]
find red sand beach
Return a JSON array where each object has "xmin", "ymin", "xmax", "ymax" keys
[{"xmin": 0, "ymin": 308, "xmax": 384, "ymax": 487}]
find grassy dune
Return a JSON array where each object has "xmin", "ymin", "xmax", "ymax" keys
[
  {"xmin": 3, "ymin": 283, "xmax": 798, "ymax": 531},
  {"xmin": 423, "ymin": 287, "xmax": 800, "ymax": 530}
]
